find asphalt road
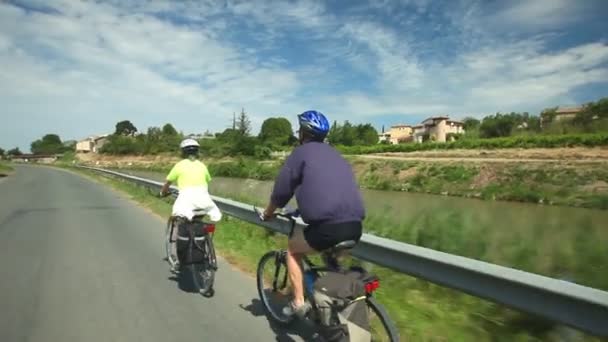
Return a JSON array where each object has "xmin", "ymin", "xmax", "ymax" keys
[{"xmin": 0, "ymin": 165, "xmax": 307, "ymax": 342}]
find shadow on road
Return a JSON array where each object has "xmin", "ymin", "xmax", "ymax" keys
[
  {"xmin": 240, "ymin": 298, "xmax": 318, "ymax": 342},
  {"xmin": 167, "ymin": 267, "xmax": 200, "ymax": 294}
]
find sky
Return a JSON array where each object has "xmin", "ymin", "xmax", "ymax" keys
[{"xmin": 1, "ymin": 0, "xmax": 607, "ymax": 152}]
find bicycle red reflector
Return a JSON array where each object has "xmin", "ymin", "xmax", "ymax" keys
[
  {"xmin": 365, "ymin": 279, "xmax": 380, "ymax": 293},
  {"xmin": 204, "ymin": 224, "xmax": 216, "ymax": 233}
]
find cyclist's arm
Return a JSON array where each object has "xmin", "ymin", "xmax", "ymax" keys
[
  {"xmin": 264, "ymin": 151, "xmax": 303, "ymax": 217},
  {"xmin": 160, "ymin": 181, "xmax": 172, "ymax": 195},
  {"xmin": 204, "ymin": 165, "xmax": 212, "ymax": 183},
  {"xmin": 162, "ymin": 163, "xmax": 179, "ymax": 195}
]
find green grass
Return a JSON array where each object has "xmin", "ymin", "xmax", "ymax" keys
[
  {"xmin": 103, "ymin": 155, "xmax": 608, "ymax": 210},
  {"xmin": 357, "ymin": 160, "xmax": 608, "ymax": 209},
  {"xmin": 0, "ymin": 162, "xmax": 14, "ymax": 175},
  {"xmin": 67, "ymin": 166, "xmax": 603, "ymax": 342}
]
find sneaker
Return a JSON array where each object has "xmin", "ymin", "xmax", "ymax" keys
[{"xmin": 282, "ymin": 300, "xmax": 311, "ymax": 318}]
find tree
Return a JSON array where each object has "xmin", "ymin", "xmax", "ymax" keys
[
  {"xmin": 100, "ymin": 135, "xmax": 142, "ymax": 155},
  {"xmin": 237, "ymin": 108, "xmax": 251, "ymax": 136},
  {"xmin": 540, "ymin": 107, "xmax": 558, "ymax": 127},
  {"xmin": 114, "ymin": 120, "xmax": 138, "ymax": 136},
  {"xmin": 8, "ymin": 147, "xmax": 22, "ymax": 156},
  {"xmin": 63, "ymin": 140, "xmax": 77, "ymax": 150},
  {"xmin": 0, "ymin": 148, "xmax": 4, "ymax": 158},
  {"xmin": 355, "ymin": 124, "xmax": 378, "ymax": 145},
  {"xmin": 479, "ymin": 112, "xmax": 530, "ymax": 138},
  {"xmin": 30, "ymin": 134, "xmax": 66, "ymax": 154},
  {"xmin": 327, "ymin": 121, "xmax": 377, "ymax": 146},
  {"xmin": 327, "ymin": 120, "xmax": 342, "ymax": 145},
  {"xmin": 217, "ymin": 128, "xmax": 240, "ymax": 142},
  {"xmin": 162, "ymin": 123, "xmax": 178, "ymax": 136},
  {"xmin": 259, "ymin": 117, "xmax": 294, "ymax": 145},
  {"xmin": 462, "ymin": 117, "xmax": 480, "ymax": 131},
  {"xmin": 340, "ymin": 121, "xmax": 356, "ymax": 146},
  {"xmin": 574, "ymin": 97, "xmax": 608, "ymax": 129}
]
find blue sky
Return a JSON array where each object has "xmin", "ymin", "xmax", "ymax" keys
[{"xmin": 1, "ymin": 0, "xmax": 607, "ymax": 151}]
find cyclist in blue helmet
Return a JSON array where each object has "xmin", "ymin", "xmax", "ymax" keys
[{"xmin": 262, "ymin": 110, "xmax": 366, "ymax": 317}]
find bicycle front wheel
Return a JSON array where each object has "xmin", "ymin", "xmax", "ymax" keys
[
  {"xmin": 367, "ymin": 296, "xmax": 400, "ymax": 342},
  {"xmin": 256, "ymin": 250, "xmax": 294, "ymax": 325},
  {"xmin": 191, "ymin": 235, "xmax": 216, "ymax": 297},
  {"xmin": 165, "ymin": 217, "xmax": 179, "ymax": 270}
]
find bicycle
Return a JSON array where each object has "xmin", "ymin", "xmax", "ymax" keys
[
  {"xmin": 162, "ymin": 191, "xmax": 218, "ymax": 297},
  {"xmin": 254, "ymin": 207, "xmax": 399, "ymax": 342}
]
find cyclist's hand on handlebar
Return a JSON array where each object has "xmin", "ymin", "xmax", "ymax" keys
[{"xmin": 260, "ymin": 208, "xmax": 274, "ymax": 221}]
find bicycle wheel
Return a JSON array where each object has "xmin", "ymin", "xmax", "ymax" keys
[
  {"xmin": 256, "ymin": 250, "xmax": 294, "ymax": 324},
  {"xmin": 165, "ymin": 217, "xmax": 179, "ymax": 270},
  {"xmin": 190, "ymin": 235, "xmax": 216, "ymax": 297},
  {"xmin": 367, "ymin": 296, "xmax": 400, "ymax": 342}
]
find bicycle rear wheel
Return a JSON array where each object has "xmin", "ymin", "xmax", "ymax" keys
[
  {"xmin": 165, "ymin": 217, "xmax": 179, "ymax": 270},
  {"xmin": 256, "ymin": 250, "xmax": 294, "ymax": 324},
  {"xmin": 367, "ymin": 296, "xmax": 400, "ymax": 342},
  {"xmin": 190, "ymin": 235, "xmax": 216, "ymax": 297}
]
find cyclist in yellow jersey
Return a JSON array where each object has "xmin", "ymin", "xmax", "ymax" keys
[{"xmin": 160, "ymin": 138, "xmax": 222, "ymax": 222}]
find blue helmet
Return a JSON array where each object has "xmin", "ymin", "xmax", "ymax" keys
[{"xmin": 297, "ymin": 110, "xmax": 330, "ymax": 140}]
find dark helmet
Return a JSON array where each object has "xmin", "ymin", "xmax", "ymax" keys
[{"xmin": 297, "ymin": 110, "xmax": 330, "ymax": 140}]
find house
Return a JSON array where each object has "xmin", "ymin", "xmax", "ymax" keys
[
  {"xmin": 378, "ymin": 132, "xmax": 391, "ymax": 143},
  {"xmin": 414, "ymin": 116, "xmax": 465, "ymax": 143},
  {"xmin": 381, "ymin": 116, "xmax": 465, "ymax": 144},
  {"xmin": 76, "ymin": 134, "xmax": 110, "ymax": 153},
  {"xmin": 377, "ymin": 124, "xmax": 414, "ymax": 144},
  {"xmin": 540, "ymin": 106, "xmax": 583, "ymax": 128},
  {"xmin": 554, "ymin": 107, "xmax": 582, "ymax": 121}
]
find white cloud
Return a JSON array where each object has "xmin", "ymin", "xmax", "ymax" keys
[
  {"xmin": 0, "ymin": 0, "xmax": 607, "ymax": 151},
  {"xmin": 488, "ymin": 0, "xmax": 599, "ymax": 31},
  {"xmin": 0, "ymin": 1, "xmax": 306, "ymax": 149}
]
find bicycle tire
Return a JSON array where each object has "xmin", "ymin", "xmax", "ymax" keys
[
  {"xmin": 190, "ymin": 235, "xmax": 216, "ymax": 297},
  {"xmin": 165, "ymin": 217, "xmax": 179, "ymax": 270},
  {"xmin": 366, "ymin": 296, "xmax": 400, "ymax": 342},
  {"xmin": 256, "ymin": 250, "xmax": 295, "ymax": 325}
]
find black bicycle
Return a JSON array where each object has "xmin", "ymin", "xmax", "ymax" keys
[
  {"xmin": 254, "ymin": 207, "xmax": 399, "ymax": 341},
  {"xmin": 163, "ymin": 194, "xmax": 218, "ymax": 297}
]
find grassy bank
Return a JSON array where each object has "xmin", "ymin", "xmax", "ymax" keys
[
  {"xmin": 88, "ymin": 156, "xmax": 608, "ymax": 210},
  {"xmin": 352, "ymin": 159, "xmax": 608, "ymax": 209},
  {"xmin": 66, "ymin": 165, "xmax": 601, "ymax": 342},
  {"xmin": 0, "ymin": 162, "xmax": 14, "ymax": 175}
]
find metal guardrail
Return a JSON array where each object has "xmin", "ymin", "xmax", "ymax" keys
[{"xmin": 80, "ymin": 166, "xmax": 608, "ymax": 337}]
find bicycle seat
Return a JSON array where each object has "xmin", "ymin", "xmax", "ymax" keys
[{"xmin": 330, "ymin": 240, "xmax": 357, "ymax": 251}]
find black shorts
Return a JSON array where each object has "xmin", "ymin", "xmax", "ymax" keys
[{"xmin": 303, "ymin": 221, "xmax": 363, "ymax": 252}]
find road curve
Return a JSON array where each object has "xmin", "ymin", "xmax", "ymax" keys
[{"xmin": 0, "ymin": 165, "xmax": 306, "ymax": 342}]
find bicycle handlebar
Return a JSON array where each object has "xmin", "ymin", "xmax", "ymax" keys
[{"xmin": 253, "ymin": 206, "xmax": 300, "ymax": 222}]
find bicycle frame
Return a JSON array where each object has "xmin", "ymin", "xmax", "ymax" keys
[{"xmin": 265, "ymin": 209, "xmax": 365, "ymax": 310}]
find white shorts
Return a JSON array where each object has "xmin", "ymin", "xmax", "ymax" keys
[{"xmin": 172, "ymin": 186, "xmax": 222, "ymax": 222}]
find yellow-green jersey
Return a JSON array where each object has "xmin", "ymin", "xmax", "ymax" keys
[{"xmin": 166, "ymin": 159, "xmax": 212, "ymax": 190}]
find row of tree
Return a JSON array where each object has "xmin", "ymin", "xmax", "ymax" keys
[
  {"xmin": 459, "ymin": 97, "xmax": 608, "ymax": 139},
  {"xmin": 0, "ymin": 147, "xmax": 23, "ymax": 158},
  {"xmin": 460, "ymin": 112, "xmax": 541, "ymax": 139},
  {"xmin": 98, "ymin": 110, "xmax": 287, "ymax": 157},
  {"xmin": 2, "ymin": 133, "xmax": 74, "ymax": 159},
  {"xmin": 99, "ymin": 109, "xmax": 380, "ymax": 158},
  {"xmin": 11, "ymin": 97, "xmax": 605, "ymax": 159}
]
